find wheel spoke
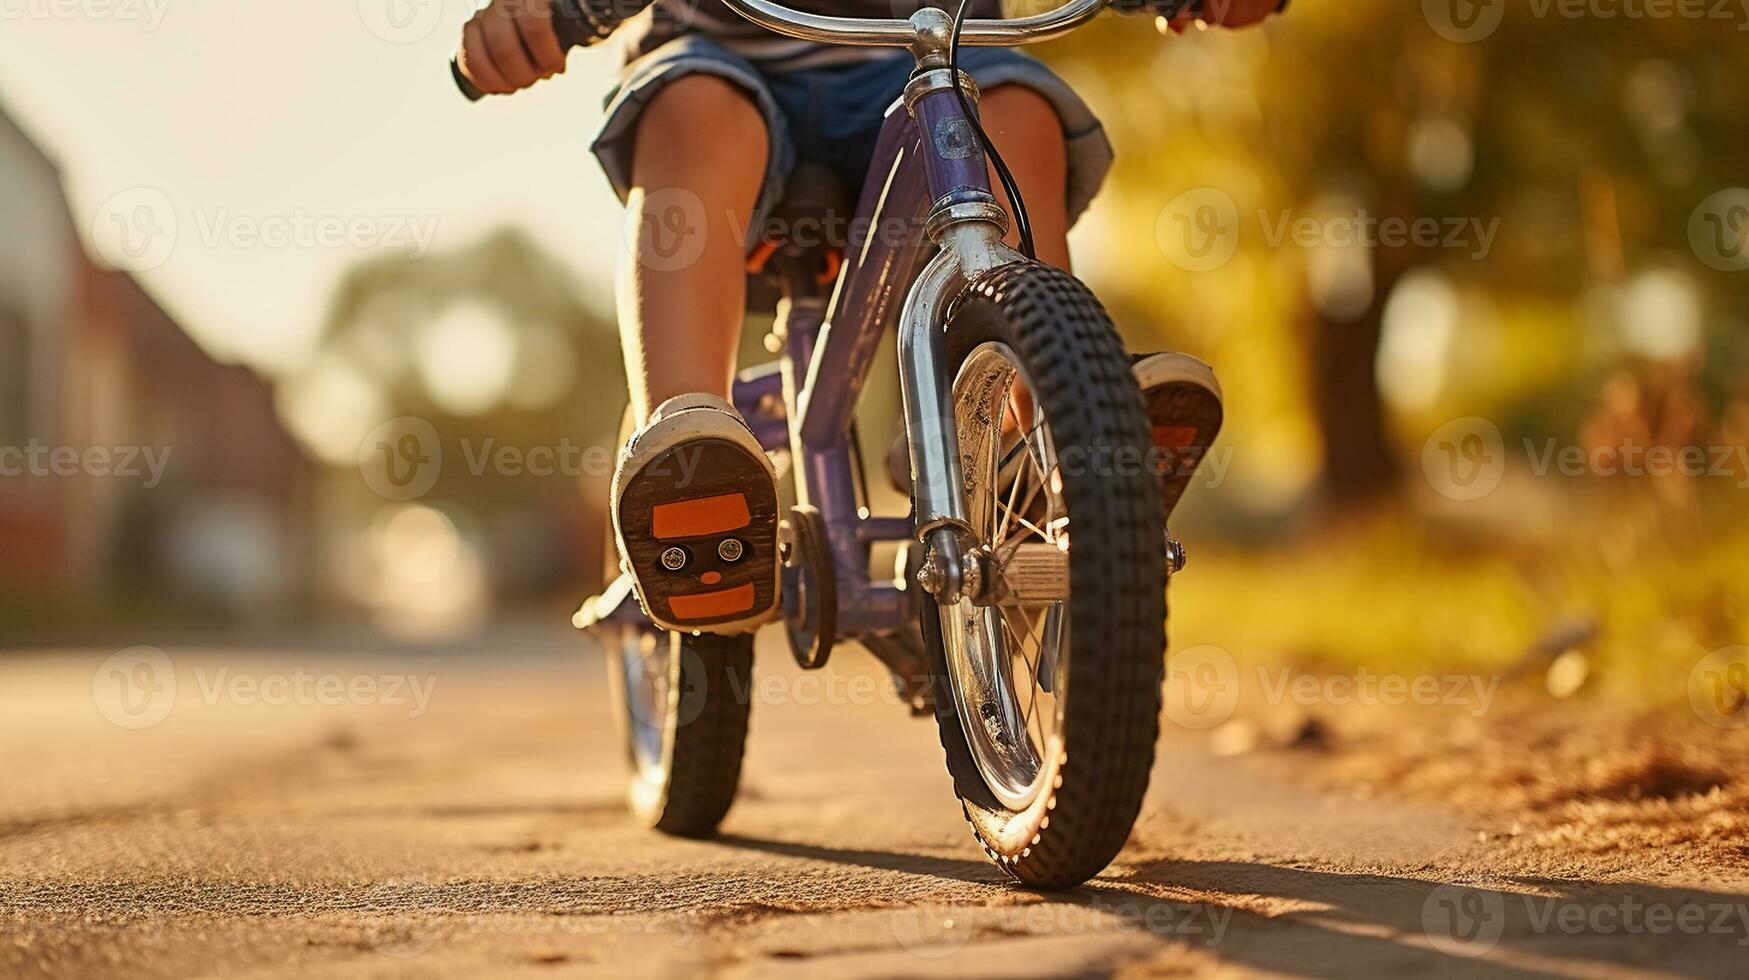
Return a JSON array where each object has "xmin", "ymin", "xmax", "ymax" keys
[
  {"xmin": 944, "ymin": 341, "xmax": 1071, "ymax": 811},
  {"xmin": 1000, "ymin": 604, "xmax": 1051, "ymax": 751}
]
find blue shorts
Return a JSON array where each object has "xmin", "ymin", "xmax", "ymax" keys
[{"xmin": 590, "ymin": 35, "xmax": 1114, "ymax": 248}]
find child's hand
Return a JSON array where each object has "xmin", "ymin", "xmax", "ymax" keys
[
  {"xmin": 457, "ymin": 0, "xmax": 569, "ymax": 96},
  {"xmin": 1163, "ymin": 0, "xmax": 1283, "ymax": 33}
]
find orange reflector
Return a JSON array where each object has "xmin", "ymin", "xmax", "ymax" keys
[
  {"xmin": 669, "ymin": 583, "xmax": 755, "ymax": 620},
  {"xmin": 651, "ymin": 493, "xmax": 751, "ymax": 539},
  {"xmin": 1152, "ymin": 425, "xmax": 1200, "ymax": 451}
]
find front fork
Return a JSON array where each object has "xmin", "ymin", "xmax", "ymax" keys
[
  {"xmin": 894, "ymin": 64, "xmax": 1028, "ymax": 605},
  {"xmin": 895, "ymin": 57, "xmax": 1186, "ymax": 607}
]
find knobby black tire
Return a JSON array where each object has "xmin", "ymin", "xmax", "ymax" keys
[
  {"xmin": 605, "ymin": 405, "xmax": 755, "ymax": 838},
  {"xmin": 610, "ymin": 630, "xmax": 754, "ymax": 837},
  {"xmin": 924, "ymin": 261, "xmax": 1167, "ymax": 888}
]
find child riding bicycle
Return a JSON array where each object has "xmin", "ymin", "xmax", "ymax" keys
[{"xmin": 456, "ymin": 0, "xmax": 1283, "ymax": 634}]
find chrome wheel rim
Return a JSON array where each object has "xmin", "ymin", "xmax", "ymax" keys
[
  {"xmin": 618, "ymin": 627, "xmax": 668, "ymax": 780},
  {"xmin": 942, "ymin": 342, "xmax": 1068, "ymax": 811}
]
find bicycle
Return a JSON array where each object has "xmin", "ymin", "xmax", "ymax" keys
[{"xmin": 457, "ymin": 0, "xmax": 1183, "ymax": 889}]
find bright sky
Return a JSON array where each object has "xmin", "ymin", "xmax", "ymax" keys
[{"xmin": 0, "ymin": 0, "xmax": 626, "ymax": 374}]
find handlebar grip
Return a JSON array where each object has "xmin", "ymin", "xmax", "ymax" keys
[
  {"xmin": 552, "ymin": 0, "xmax": 599, "ymax": 49},
  {"xmin": 450, "ymin": 0, "xmax": 597, "ymax": 101},
  {"xmin": 450, "ymin": 55, "xmax": 485, "ymax": 102}
]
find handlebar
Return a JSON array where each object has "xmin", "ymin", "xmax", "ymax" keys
[
  {"xmin": 451, "ymin": 0, "xmax": 596, "ymax": 102},
  {"xmin": 715, "ymin": 0, "xmax": 1108, "ymax": 48},
  {"xmin": 452, "ymin": 0, "xmax": 1114, "ymax": 100}
]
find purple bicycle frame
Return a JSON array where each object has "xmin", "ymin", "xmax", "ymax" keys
[{"xmin": 728, "ymin": 74, "xmax": 1001, "ymax": 638}]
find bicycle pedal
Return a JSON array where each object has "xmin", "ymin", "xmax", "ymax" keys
[{"xmin": 1165, "ymin": 535, "xmax": 1187, "ymax": 575}]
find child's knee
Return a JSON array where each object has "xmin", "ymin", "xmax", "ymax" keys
[
  {"xmin": 979, "ymin": 85, "xmax": 1066, "ymax": 151},
  {"xmin": 639, "ymin": 74, "xmax": 767, "ymax": 149}
]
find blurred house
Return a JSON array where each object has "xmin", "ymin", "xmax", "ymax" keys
[{"xmin": 0, "ymin": 99, "xmax": 311, "ymax": 622}]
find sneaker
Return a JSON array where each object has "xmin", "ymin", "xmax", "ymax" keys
[
  {"xmin": 611, "ymin": 394, "xmax": 781, "ymax": 635},
  {"xmin": 1132, "ymin": 352, "xmax": 1224, "ymax": 522}
]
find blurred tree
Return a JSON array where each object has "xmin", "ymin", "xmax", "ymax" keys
[
  {"xmin": 285, "ymin": 228, "xmax": 626, "ymax": 598},
  {"xmin": 1044, "ymin": 0, "xmax": 1749, "ymax": 515}
]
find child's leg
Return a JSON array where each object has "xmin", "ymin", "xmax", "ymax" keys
[
  {"xmin": 612, "ymin": 73, "xmax": 783, "ymax": 635},
  {"xmin": 978, "ymin": 84, "xmax": 1073, "ymax": 272},
  {"xmin": 977, "ymin": 85, "xmax": 1223, "ymax": 527},
  {"xmin": 619, "ymin": 75, "xmax": 771, "ymax": 426}
]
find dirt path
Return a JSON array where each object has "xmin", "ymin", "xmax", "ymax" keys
[{"xmin": 1, "ymin": 637, "xmax": 1743, "ymax": 978}]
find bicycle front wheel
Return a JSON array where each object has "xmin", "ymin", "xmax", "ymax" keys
[{"xmin": 923, "ymin": 261, "xmax": 1167, "ymax": 888}]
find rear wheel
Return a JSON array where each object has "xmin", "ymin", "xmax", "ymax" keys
[
  {"xmin": 601, "ymin": 403, "xmax": 753, "ymax": 836},
  {"xmin": 606, "ymin": 625, "xmax": 753, "ymax": 836},
  {"xmin": 924, "ymin": 262, "xmax": 1167, "ymax": 888}
]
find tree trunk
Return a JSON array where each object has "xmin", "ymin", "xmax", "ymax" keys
[{"xmin": 1309, "ymin": 190, "xmax": 1416, "ymax": 508}]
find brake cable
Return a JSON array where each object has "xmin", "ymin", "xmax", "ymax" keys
[{"xmin": 948, "ymin": 0, "xmax": 1037, "ymax": 261}]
